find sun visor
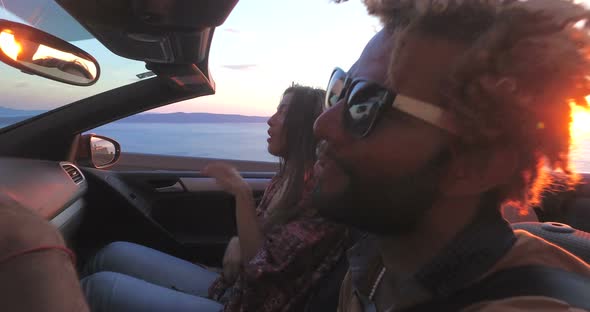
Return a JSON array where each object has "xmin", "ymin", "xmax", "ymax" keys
[{"xmin": 53, "ymin": 0, "xmax": 239, "ymax": 64}]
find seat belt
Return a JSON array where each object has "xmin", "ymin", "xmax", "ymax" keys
[{"xmin": 400, "ymin": 265, "xmax": 590, "ymax": 312}]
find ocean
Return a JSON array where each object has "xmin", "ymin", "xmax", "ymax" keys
[
  {"xmin": 91, "ymin": 122, "xmax": 279, "ymax": 163},
  {"xmin": 2, "ymin": 121, "xmax": 590, "ymax": 172}
]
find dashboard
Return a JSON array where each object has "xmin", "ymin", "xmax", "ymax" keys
[{"xmin": 0, "ymin": 158, "xmax": 87, "ymax": 239}]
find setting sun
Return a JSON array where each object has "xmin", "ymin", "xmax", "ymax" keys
[
  {"xmin": 570, "ymin": 99, "xmax": 590, "ymax": 173},
  {"xmin": 571, "ymin": 100, "xmax": 590, "ymax": 136}
]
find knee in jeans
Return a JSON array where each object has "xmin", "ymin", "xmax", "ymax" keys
[
  {"xmin": 99, "ymin": 241, "xmax": 137, "ymax": 257},
  {"xmin": 81, "ymin": 271, "xmax": 121, "ymax": 296},
  {"xmin": 83, "ymin": 241, "xmax": 137, "ymax": 276}
]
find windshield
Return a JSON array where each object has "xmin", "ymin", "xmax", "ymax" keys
[
  {"xmin": 1, "ymin": 1, "xmax": 589, "ymax": 172},
  {"xmin": 0, "ymin": 2, "xmax": 147, "ymax": 130}
]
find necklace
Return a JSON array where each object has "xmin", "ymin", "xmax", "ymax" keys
[{"xmin": 368, "ymin": 266, "xmax": 387, "ymax": 301}]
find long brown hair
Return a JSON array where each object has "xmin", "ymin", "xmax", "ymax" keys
[{"xmin": 267, "ymin": 85, "xmax": 325, "ymax": 225}]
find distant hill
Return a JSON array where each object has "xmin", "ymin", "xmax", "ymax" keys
[
  {"xmin": 0, "ymin": 107, "xmax": 47, "ymax": 125},
  {"xmin": 119, "ymin": 112, "xmax": 268, "ymax": 123},
  {"xmin": 0, "ymin": 106, "xmax": 46, "ymax": 117},
  {"xmin": 0, "ymin": 116, "xmax": 31, "ymax": 124},
  {"xmin": 0, "ymin": 107, "xmax": 268, "ymax": 124}
]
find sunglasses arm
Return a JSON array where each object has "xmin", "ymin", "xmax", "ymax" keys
[{"xmin": 392, "ymin": 95, "xmax": 458, "ymax": 135}]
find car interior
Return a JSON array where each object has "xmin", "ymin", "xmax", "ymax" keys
[{"xmin": 0, "ymin": 1, "xmax": 589, "ymax": 311}]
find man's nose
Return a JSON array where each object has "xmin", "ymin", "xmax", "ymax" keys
[{"xmin": 314, "ymin": 100, "xmax": 349, "ymax": 145}]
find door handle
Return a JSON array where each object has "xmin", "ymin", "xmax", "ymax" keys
[{"xmin": 155, "ymin": 182, "xmax": 185, "ymax": 193}]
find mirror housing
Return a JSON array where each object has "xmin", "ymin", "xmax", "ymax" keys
[
  {"xmin": 0, "ymin": 19, "xmax": 100, "ymax": 86},
  {"xmin": 77, "ymin": 134, "xmax": 121, "ymax": 169}
]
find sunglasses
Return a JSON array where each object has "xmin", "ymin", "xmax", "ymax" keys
[{"xmin": 325, "ymin": 67, "xmax": 457, "ymax": 138}]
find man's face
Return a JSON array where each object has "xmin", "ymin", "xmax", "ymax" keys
[{"xmin": 312, "ymin": 30, "xmax": 467, "ymax": 236}]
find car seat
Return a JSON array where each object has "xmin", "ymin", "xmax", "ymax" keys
[{"xmin": 512, "ymin": 222, "xmax": 590, "ymax": 263}]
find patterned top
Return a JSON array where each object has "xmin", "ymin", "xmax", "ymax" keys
[{"xmin": 209, "ymin": 172, "xmax": 349, "ymax": 312}]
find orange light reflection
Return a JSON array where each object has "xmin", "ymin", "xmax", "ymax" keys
[
  {"xmin": 32, "ymin": 45, "xmax": 97, "ymax": 77},
  {"xmin": 0, "ymin": 31, "xmax": 21, "ymax": 61}
]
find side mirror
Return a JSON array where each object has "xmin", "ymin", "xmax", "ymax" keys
[
  {"xmin": 0, "ymin": 19, "xmax": 100, "ymax": 86},
  {"xmin": 77, "ymin": 134, "xmax": 121, "ymax": 169}
]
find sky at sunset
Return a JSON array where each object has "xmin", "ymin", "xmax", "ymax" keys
[{"xmin": 151, "ymin": 0, "xmax": 381, "ymax": 116}]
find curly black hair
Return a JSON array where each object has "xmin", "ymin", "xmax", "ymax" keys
[{"xmin": 369, "ymin": 0, "xmax": 590, "ymax": 208}]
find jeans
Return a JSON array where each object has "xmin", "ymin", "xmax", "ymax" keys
[{"xmin": 81, "ymin": 241, "xmax": 223, "ymax": 312}]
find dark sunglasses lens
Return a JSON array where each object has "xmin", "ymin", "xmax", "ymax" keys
[
  {"xmin": 346, "ymin": 82, "xmax": 388, "ymax": 136},
  {"xmin": 326, "ymin": 69, "xmax": 347, "ymax": 109}
]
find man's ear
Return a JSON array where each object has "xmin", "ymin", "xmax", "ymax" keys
[{"xmin": 440, "ymin": 144, "xmax": 518, "ymax": 197}]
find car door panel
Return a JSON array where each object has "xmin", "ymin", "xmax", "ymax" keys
[
  {"xmin": 81, "ymin": 153, "xmax": 277, "ymax": 265},
  {"xmin": 109, "ymin": 152, "xmax": 279, "ymax": 172}
]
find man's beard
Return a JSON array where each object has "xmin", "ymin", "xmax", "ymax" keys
[{"xmin": 312, "ymin": 149, "xmax": 450, "ymax": 237}]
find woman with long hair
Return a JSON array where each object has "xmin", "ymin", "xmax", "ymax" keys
[
  {"xmin": 81, "ymin": 85, "xmax": 349, "ymax": 312},
  {"xmin": 206, "ymin": 84, "xmax": 327, "ymax": 284}
]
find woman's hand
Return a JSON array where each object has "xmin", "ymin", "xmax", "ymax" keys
[
  {"xmin": 203, "ymin": 162, "xmax": 251, "ymax": 196},
  {"xmin": 204, "ymin": 162, "xmax": 262, "ymax": 263},
  {"xmin": 222, "ymin": 236, "xmax": 242, "ymax": 284}
]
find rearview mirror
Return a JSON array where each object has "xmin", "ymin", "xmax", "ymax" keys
[
  {"xmin": 0, "ymin": 19, "xmax": 100, "ymax": 86},
  {"xmin": 77, "ymin": 134, "xmax": 121, "ymax": 169}
]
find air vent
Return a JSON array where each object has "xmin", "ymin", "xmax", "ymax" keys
[{"xmin": 61, "ymin": 164, "xmax": 84, "ymax": 184}]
